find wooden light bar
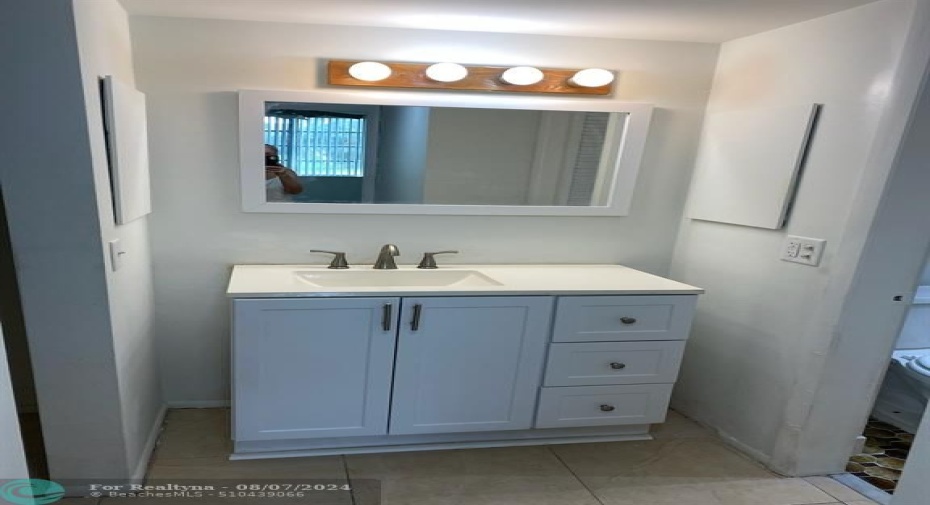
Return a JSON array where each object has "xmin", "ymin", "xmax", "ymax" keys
[{"xmin": 327, "ymin": 60, "xmax": 615, "ymax": 96}]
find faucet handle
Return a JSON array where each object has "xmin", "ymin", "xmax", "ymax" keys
[
  {"xmin": 417, "ymin": 251, "xmax": 459, "ymax": 269},
  {"xmin": 308, "ymin": 250, "xmax": 349, "ymax": 269},
  {"xmin": 380, "ymin": 244, "xmax": 400, "ymax": 256}
]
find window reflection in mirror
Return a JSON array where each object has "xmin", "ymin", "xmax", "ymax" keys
[{"xmin": 262, "ymin": 101, "xmax": 626, "ymax": 206}]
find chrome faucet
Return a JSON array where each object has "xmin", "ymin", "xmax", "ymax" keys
[{"xmin": 373, "ymin": 244, "xmax": 400, "ymax": 270}]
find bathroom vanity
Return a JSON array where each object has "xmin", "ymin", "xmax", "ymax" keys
[{"xmin": 226, "ymin": 264, "xmax": 702, "ymax": 458}]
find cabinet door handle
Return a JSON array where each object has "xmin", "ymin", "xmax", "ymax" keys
[
  {"xmin": 600, "ymin": 404, "xmax": 616, "ymax": 412},
  {"xmin": 382, "ymin": 303, "xmax": 393, "ymax": 332},
  {"xmin": 620, "ymin": 317, "xmax": 637, "ymax": 325},
  {"xmin": 411, "ymin": 304, "xmax": 423, "ymax": 331},
  {"xmin": 609, "ymin": 362, "xmax": 626, "ymax": 370}
]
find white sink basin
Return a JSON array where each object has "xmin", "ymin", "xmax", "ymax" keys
[{"xmin": 295, "ymin": 270, "xmax": 504, "ymax": 288}]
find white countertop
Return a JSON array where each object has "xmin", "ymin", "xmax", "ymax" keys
[{"xmin": 226, "ymin": 264, "xmax": 704, "ymax": 298}]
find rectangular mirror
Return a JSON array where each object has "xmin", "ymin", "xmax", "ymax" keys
[{"xmin": 240, "ymin": 90, "xmax": 653, "ymax": 216}]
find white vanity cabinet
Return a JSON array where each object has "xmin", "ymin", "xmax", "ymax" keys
[
  {"xmin": 232, "ymin": 296, "xmax": 555, "ymax": 444},
  {"xmin": 227, "ymin": 264, "xmax": 703, "ymax": 458}
]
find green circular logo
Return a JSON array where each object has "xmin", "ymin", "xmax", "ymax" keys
[{"xmin": 0, "ymin": 479, "xmax": 65, "ymax": 505}]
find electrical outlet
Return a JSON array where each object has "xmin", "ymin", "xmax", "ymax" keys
[{"xmin": 781, "ymin": 235, "xmax": 826, "ymax": 266}]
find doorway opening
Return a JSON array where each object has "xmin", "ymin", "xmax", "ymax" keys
[
  {"xmin": 0, "ymin": 186, "xmax": 49, "ymax": 479},
  {"xmin": 840, "ymin": 254, "xmax": 930, "ymax": 498}
]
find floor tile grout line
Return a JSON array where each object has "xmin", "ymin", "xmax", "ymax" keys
[
  {"xmin": 342, "ymin": 454, "xmax": 358, "ymax": 505},
  {"xmin": 804, "ymin": 477, "xmax": 871, "ymax": 503},
  {"xmin": 546, "ymin": 446, "xmax": 608, "ymax": 505}
]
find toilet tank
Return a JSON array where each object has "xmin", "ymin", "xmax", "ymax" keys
[{"xmin": 897, "ymin": 286, "xmax": 930, "ymax": 349}]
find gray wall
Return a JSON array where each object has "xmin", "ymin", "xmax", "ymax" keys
[
  {"xmin": 0, "ymin": 0, "xmax": 161, "ymax": 481},
  {"xmin": 376, "ymin": 106, "xmax": 429, "ymax": 204},
  {"xmin": 72, "ymin": 0, "xmax": 162, "ymax": 479}
]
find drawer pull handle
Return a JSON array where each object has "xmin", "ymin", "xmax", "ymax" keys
[
  {"xmin": 620, "ymin": 317, "xmax": 637, "ymax": 325},
  {"xmin": 600, "ymin": 404, "xmax": 616, "ymax": 412},
  {"xmin": 609, "ymin": 362, "xmax": 626, "ymax": 370}
]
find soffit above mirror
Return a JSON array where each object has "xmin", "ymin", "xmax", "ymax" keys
[{"xmin": 119, "ymin": 0, "xmax": 879, "ymax": 43}]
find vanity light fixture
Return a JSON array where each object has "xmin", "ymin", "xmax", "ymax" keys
[
  {"xmin": 425, "ymin": 62, "xmax": 469, "ymax": 82},
  {"xmin": 347, "ymin": 61, "xmax": 392, "ymax": 82},
  {"xmin": 500, "ymin": 66, "xmax": 545, "ymax": 86},
  {"xmin": 570, "ymin": 68, "xmax": 616, "ymax": 88},
  {"xmin": 328, "ymin": 60, "xmax": 616, "ymax": 96}
]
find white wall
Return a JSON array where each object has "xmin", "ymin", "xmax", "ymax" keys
[
  {"xmin": 72, "ymin": 0, "xmax": 163, "ymax": 479},
  {"xmin": 669, "ymin": 0, "xmax": 918, "ymax": 472},
  {"xmin": 0, "ymin": 323, "xmax": 28, "ymax": 480},
  {"xmin": 129, "ymin": 16, "xmax": 719, "ymax": 404}
]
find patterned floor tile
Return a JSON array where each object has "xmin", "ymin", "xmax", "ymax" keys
[{"xmin": 843, "ymin": 418, "xmax": 917, "ymax": 495}]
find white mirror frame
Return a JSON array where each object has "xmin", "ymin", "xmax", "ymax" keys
[{"xmin": 239, "ymin": 89, "xmax": 653, "ymax": 216}]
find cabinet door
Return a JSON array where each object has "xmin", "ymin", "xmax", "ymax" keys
[
  {"xmin": 233, "ymin": 297, "xmax": 399, "ymax": 441},
  {"xmin": 389, "ymin": 296, "xmax": 553, "ymax": 435}
]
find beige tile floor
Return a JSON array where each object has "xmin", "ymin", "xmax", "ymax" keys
[{"xmin": 63, "ymin": 408, "xmax": 878, "ymax": 505}]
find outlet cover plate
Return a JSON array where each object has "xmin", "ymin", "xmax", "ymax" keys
[{"xmin": 781, "ymin": 235, "xmax": 826, "ymax": 266}]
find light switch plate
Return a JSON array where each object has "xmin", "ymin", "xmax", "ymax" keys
[
  {"xmin": 108, "ymin": 239, "xmax": 126, "ymax": 272},
  {"xmin": 781, "ymin": 235, "xmax": 826, "ymax": 266}
]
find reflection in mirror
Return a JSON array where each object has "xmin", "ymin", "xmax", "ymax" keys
[{"xmin": 262, "ymin": 101, "xmax": 626, "ymax": 207}]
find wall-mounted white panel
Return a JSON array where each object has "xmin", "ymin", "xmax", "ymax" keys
[
  {"xmin": 687, "ymin": 104, "xmax": 820, "ymax": 229},
  {"xmin": 102, "ymin": 75, "xmax": 152, "ymax": 225}
]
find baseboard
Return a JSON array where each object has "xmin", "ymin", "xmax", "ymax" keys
[
  {"xmin": 666, "ymin": 407, "xmax": 774, "ymax": 469},
  {"xmin": 131, "ymin": 405, "xmax": 167, "ymax": 482},
  {"xmin": 715, "ymin": 429, "xmax": 773, "ymax": 468},
  {"xmin": 164, "ymin": 400, "xmax": 230, "ymax": 409},
  {"xmin": 231, "ymin": 433, "xmax": 653, "ymax": 460}
]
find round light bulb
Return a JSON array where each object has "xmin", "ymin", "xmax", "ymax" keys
[
  {"xmin": 348, "ymin": 61, "xmax": 392, "ymax": 82},
  {"xmin": 425, "ymin": 62, "xmax": 469, "ymax": 83},
  {"xmin": 501, "ymin": 66, "xmax": 544, "ymax": 86},
  {"xmin": 570, "ymin": 68, "xmax": 615, "ymax": 88}
]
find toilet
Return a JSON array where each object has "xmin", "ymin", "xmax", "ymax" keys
[
  {"xmin": 891, "ymin": 349, "xmax": 930, "ymax": 401},
  {"xmin": 871, "ymin": 286, "xmax": 930, "ymax": 433}
]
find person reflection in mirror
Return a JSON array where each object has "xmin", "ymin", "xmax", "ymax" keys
[{"xmin": 265, "ymin": 144, "xmax": 303, "ymax": 202}]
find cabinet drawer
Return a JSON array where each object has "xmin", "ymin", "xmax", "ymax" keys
[
  {"xmin": 544, "ymin": 341, "xmax": 686, "ymax": 387},
  {"xmin": 553, "ymin": 295, "xmax": 696, "ymax": 342},
  {"xmin": 535, "ymin": 384, "xmax": 673, "ymax": 429}
]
